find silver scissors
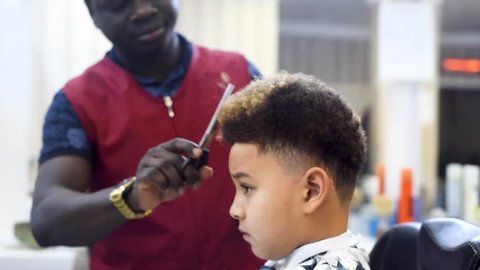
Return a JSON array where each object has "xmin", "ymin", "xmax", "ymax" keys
[{"xmin": 181, "ymin": 83, "xmax": 235, "ymax": 183}]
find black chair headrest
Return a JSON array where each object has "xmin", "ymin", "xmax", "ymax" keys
[
  {"xmin": 370, "ymin": 222, "xmax": 421, "ymax": 270},
  {"xmin": 419, "ymin": 218, "xmax": 480, "ymax": 270}
]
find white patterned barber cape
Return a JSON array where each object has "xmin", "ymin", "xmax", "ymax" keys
[{"xmin": 260, "ymin": 231, "xmax": 370, "ymax": 270}]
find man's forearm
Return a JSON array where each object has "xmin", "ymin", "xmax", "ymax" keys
[{"xmin": 31, "ymin": 187, "xmax": 127, "ymax": 247}]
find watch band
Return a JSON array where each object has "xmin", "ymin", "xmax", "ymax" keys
[{"xmin": 109, "ymin": 176, "xmax": 152, "ymax": 220}]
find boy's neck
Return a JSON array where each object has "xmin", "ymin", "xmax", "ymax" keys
[{"xmin": 300, "ymin": 199, "xmax": 350, "ymax": 245}]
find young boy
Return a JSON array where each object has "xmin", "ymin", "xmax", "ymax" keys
[{"xmin": 218, "ymin": 72, "xmax": 370, "ymax": 270}]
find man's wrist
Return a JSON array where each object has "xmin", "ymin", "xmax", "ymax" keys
[
  {"xmin": 109, "ymin": 177, "xmax": 152, "ymax": 220},
  {"xmin": 123, "ymin": 180, "xmax": 144, "ymax": 213}
]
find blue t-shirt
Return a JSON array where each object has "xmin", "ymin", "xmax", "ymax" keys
[{"xmin": 39, "ymin": 34, "xmax": 261, "ymax": 164}]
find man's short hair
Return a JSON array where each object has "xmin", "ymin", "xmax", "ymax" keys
[
  {"xmin": 84, "ymin": 0, "xmax": 92, "ymax": 15},
  {"xmin": 219, "ymin": 72, "xmax": 367, "ymax": 202}
]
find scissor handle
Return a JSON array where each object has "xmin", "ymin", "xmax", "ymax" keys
[{"xmin": 180, "ymin": 149, "xmax": 210, "ymax": 184}]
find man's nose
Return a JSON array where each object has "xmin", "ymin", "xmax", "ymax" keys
[{"xmin": 131, "ymin": 0, "xmax": 158, "ymax": 21}]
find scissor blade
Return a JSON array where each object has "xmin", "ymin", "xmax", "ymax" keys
[{"xmin": 198, "ymin": 83, "xmax": 235, "ymax": 148}]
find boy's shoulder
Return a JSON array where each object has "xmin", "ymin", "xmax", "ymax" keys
[
  {"xmin": 303, "ymin": 246, "xmax": 370, "ymax": 270},
  {"xmin": 262, "ymin": 232, "xmax": 370, "ymax": 270}
]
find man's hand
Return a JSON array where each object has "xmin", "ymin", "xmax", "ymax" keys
[{"xmin": 127, "ymin": 138, "xmax": 213, "ymax": 211}]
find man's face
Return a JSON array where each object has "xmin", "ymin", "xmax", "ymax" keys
[
  {"xmin": 88, "ymin": 0, "xmax": 179, "ymax": 57},
  {"xmin": 228, "ymin": 143, "xmax": 306, "ymax": 260}
]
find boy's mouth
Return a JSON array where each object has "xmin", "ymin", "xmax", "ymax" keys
[{"xmin": 239, "ymin": 228, "xmax": 251, "ymax": 241}]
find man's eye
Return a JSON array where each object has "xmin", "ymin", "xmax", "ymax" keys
[
  {"xmin": 97, "ymin": 0, "xmax": 127, "ymax": 10},
  {"xmin": 240, "ymin": 184, "xmax": 253, "ymax": 194}
]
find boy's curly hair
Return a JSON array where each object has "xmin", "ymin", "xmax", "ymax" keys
[{"xmin": 218, "ymin": 72, "xmax": 367, "ymax": 203}]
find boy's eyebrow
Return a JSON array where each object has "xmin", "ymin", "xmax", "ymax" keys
[{"xmin": 231, "ymin": 171, "xmax": 250, "ymax": 180}]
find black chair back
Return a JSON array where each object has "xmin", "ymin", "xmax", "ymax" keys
[{"xmin": 419, "ymin": 218, "xmax": 480, "ymax": 270}]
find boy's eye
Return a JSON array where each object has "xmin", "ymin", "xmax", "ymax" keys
[{"xmin": 240, "ymin": 184, "xmax": 254, "ymax": 194}]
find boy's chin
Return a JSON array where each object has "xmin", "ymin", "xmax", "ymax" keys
[{"xmin": 251, "ymin": 246, "xmax": 287, "ymax": 261}]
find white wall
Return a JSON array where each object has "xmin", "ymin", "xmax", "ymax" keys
[
  {"xmin": 0, "ymin": 0, "xmax": 34, "ymax": 244},
  {"xmin": 177, "ymin": 0, "xmax": 279, "ymax": 76}
]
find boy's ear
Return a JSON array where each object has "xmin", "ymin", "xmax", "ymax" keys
[{"xmin": 301, "ymin": 167, "xmax": 331, "ymax": 214}]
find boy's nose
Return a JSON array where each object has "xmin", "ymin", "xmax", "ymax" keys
[{"xmin": 229, "ymin": 199, "xmax": 244, "ymax": 220}]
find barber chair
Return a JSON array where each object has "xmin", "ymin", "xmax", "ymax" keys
[
  {"xmin": 369, "ymin": 222, "xmax": 421, "ymax": 270},
  {"xmin": 419, "ymin": 218, "xmax": 480, "ymax": 270},
  {"xmin": 370, "ymin": 218, "xmax": 480, "ymax": 270}
]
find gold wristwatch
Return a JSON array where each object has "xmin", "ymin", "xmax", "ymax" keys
[{"xmin": 109, "ymin": 177, "xmax": 152, "ymax": 220}]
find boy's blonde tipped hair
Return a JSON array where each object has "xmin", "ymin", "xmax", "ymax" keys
[{"xmin": 219, "ymin": 72, "xmax": 367, "ymax": 203}]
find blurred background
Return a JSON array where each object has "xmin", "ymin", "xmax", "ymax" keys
[{"xmin": 1, "ymin": 0, "xmax": 479, "ymax": 269}]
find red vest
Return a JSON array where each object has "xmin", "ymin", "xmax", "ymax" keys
[{"xmin": 64, "ymin": 46, "xmax": 263, "ymax": 270}]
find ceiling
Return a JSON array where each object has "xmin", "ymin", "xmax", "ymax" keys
[
  {"xmin": 280, "ymin": 0, "xmax": 480, "ymax": 34},
  {"xmin": 441, "ymin": 0, "xmax": 480, "ymax": 33},
  {"xmin": 280, "ymin": 0, "xmax": 371, "ymax": 27}
]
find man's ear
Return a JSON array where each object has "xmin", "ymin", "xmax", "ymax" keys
[{"xmin": 302, "ymin": 167, "xmax": 331, "ymax": 214}]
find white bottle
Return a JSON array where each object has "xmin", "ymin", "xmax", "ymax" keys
[
  {"xmin": 463, "ymin": 164, "xmax": 480, "ymax": 223},
  {"xmin": 446, "ymin": 163, "xmax": 463, "ymax": 218}
]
